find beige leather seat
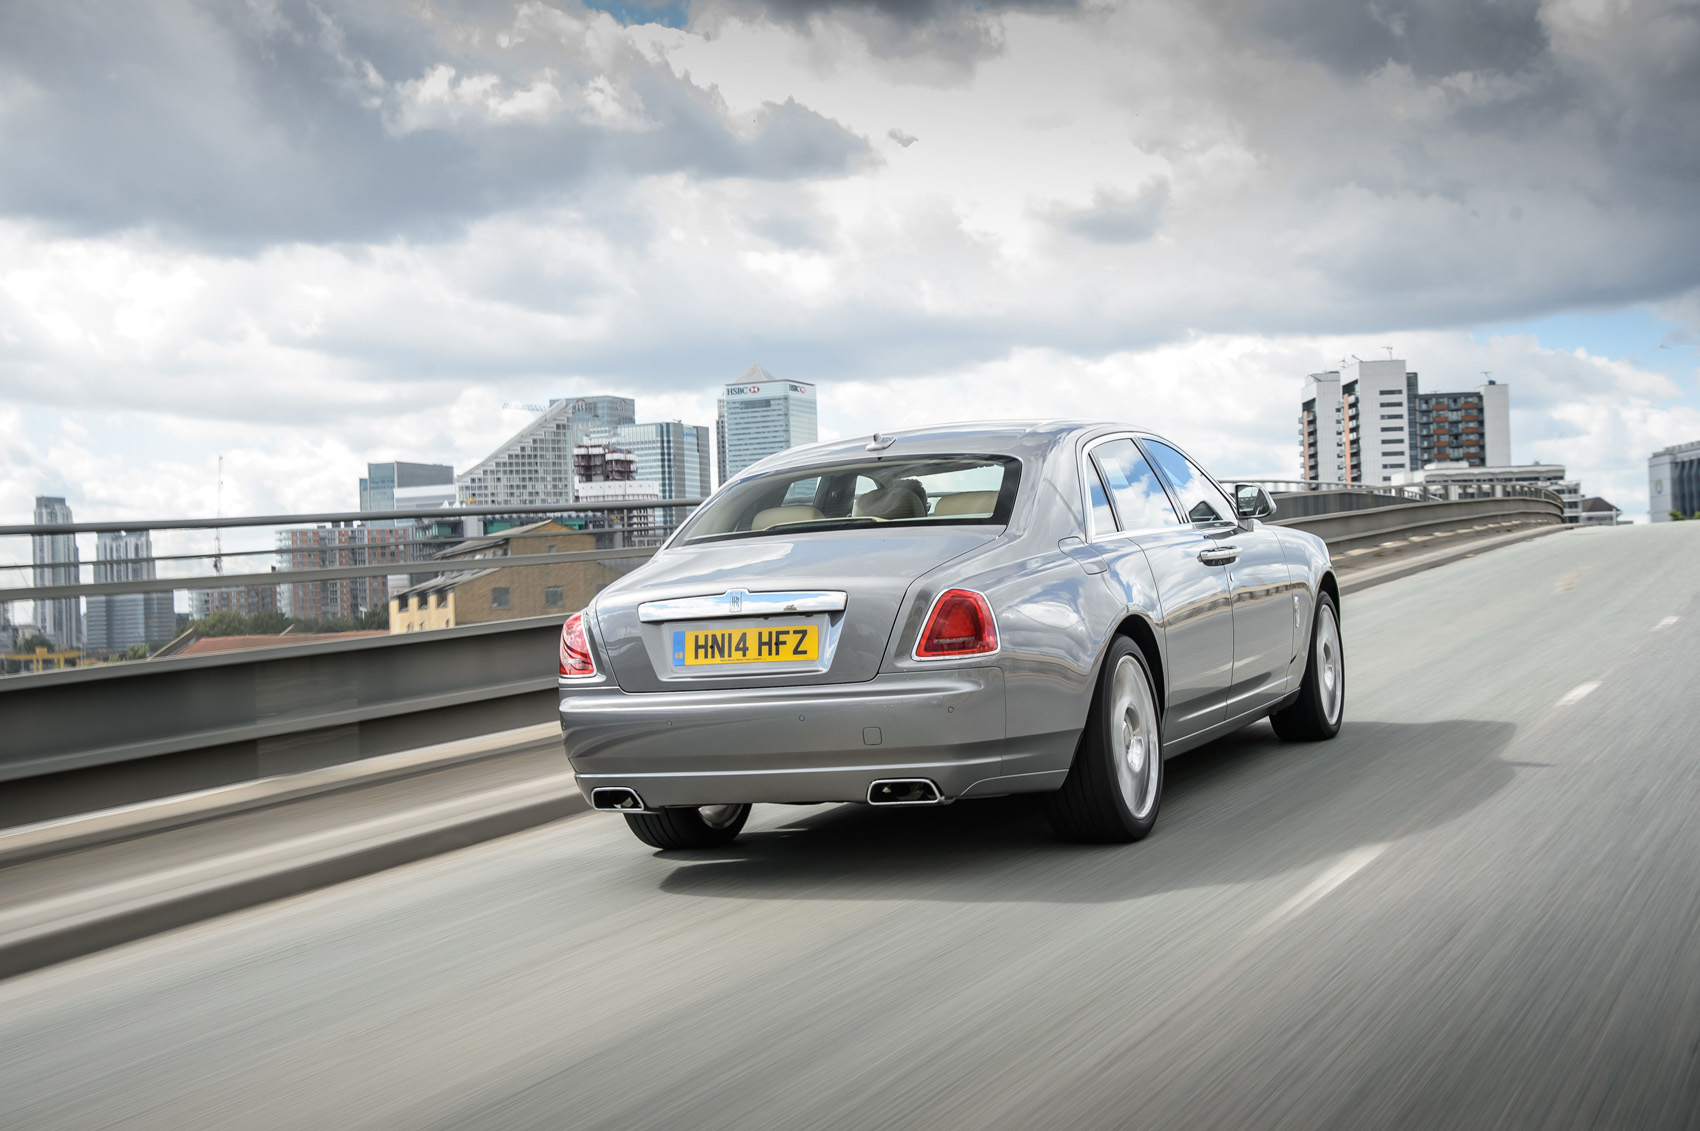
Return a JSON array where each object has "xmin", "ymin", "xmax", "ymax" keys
[
  {"xmin": 751, "ymin": 505, "xmax": 825, "ymax": 531},
  {"xmin": 853, "ymin": 487, "xmax": 927, "ymax": 520},
  {"xmin": 932, "ymin": 491, "xmax": 999, "ymax": 517}
]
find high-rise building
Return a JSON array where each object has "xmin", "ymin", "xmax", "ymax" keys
[
  {"xmin": 456, "ymin": 396, "xmax": 636, "ymax": 514},
  {"xmin": 1650, "ymin": 439, "xmax": 1700, "ymax": 521},
  {"xmin": 31, "ymin": 497, "xmax": 81, "ymax": 649},
  {"xmin": 1408, "ymin": 379, "xmax": 1510, "ymax": 470},
  {"xmin": 1301, "ymin": 359, "xmax": 1509, "ymax": 484},
  {"xmin": 275, "ymin": 525, "xmax": 412, "ymax": 622},
  {"xmin": 716, "ymin": 366, "xmax": 818, "ymax": 482},
  {"xmin": 589, "ymin": 422, "xmax": 713, "ymax": 504},
  {"xmin": 360, "ymin": 462, "xmax": 455, "ymax": 515},
  {"xmin": 85, "ymin": 531, "xmax": 176, "ymax": 654}
]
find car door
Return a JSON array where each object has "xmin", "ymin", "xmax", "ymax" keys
[
  {"xmin": 1085, "ymin": 436, "xmax": 1235, "ymax": 742},
  {"xmin": 1139, "ymin": 438, "xmax": 1295, "ymax": 720}
]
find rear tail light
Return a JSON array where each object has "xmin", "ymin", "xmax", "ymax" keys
[
  {"xmin": 914, "ymin": 589, "xmax": 999, "ymax": 660},
  {"xmin": 560, "ymin": 612, "xmax": 597, "ymax": 678}
]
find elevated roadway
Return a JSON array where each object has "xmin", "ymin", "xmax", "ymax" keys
[{"xmin": 1, "ymin": 521, "xmax": 1696, "ymax": 1129}]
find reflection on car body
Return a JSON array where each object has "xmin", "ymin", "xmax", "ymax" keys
[{"xmin": 559, "ymin": 421, "xmax": 1344, "ymax": 850}]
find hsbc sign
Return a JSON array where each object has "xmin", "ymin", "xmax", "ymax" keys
[{"xmin": 725, "ymin": 382, "xmax": 814, "ymax": 396}]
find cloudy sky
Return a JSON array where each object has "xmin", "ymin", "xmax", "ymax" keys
[{"xmin": 3, "ymin": 0, "xmax": 1699, "ymax": 562}]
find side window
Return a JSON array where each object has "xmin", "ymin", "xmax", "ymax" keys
[
  {"xmin": 1091, "ymin": 439, "xmax": 1179, "ymax": 532},
  {"xmin": 1141, "ymin": 439, "xmax": 1234, "ymax": 524},
  {"xmin": 1087, "ymin": 465, "xmax": 1117, "ymax": 537}
]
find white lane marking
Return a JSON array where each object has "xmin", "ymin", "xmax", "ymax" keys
[
  {"xmin": 1653, "ymin": 616, "xmax": 1680, "ymax": 631},
  {"xmin": 1252, "ymin": 843, "xmax": 1388, "ymax": 935},
  {"xmin": 1557, "ymin": 681, "xmax": 1600, "ymax": 707}
]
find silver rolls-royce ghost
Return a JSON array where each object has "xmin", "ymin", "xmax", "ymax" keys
[{"xmin": 559, "ymin": 421, "xmax": 1343, "ymax": 849}]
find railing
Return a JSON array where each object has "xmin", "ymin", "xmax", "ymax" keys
[
  {"xmin": 0, "ymin": 499, "xmax": 702, "ymax": 605},
  {"xmin": 1227, "ymin": 478, "xmax": 1564, "ymax": 506}
]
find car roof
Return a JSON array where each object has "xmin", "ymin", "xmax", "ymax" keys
[{"xmin": 737, "ymin": 420, "xmax": 1128, "ymax": 477}]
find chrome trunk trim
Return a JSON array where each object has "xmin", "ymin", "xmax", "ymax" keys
[{"xmin": 636, "ymin": 588, "xmax": 848, "ymax": 623}]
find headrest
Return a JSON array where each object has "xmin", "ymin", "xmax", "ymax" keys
[
  {"xmin": 933, "ymin": 491, "xmax": 1000, "ymax": 517},
  {"xmin": 751, "ymin": 505, "xmax": 825, "ymax": 531},
  {"xmin": 853, "ymin": 486, "xmax": 928, "ymax": 520}
]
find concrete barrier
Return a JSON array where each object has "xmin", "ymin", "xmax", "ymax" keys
[
  {"xmin": 0, "ymin": 615, "xmax": 565, "ymax": 827},
  {"xmin": 1277, "ymin": 495, "xmax": 1564, "ymax": 553}
]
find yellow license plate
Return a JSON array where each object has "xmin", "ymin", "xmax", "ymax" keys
[{"xmin": 674, "ymin": 624, "xmax": 819, "ymax": 666}]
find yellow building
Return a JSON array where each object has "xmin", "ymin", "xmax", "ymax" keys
[{"xmin": 389, "ymin": 520, "xmax": 627, "ymax": 633}]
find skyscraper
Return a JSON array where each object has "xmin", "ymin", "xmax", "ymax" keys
[
  {"xmin": 31, "ymin": 497, "xmax": 81, "ymax": 649},
  {"xmin": 85, "ymin": 530, "xmax": 175, "ymax": 653},
  {"xmin": 716, "ymin": 366, "xmax": 817, "ymax": 482},
  {"xmin": 456, "ymin": 396, "xmax": 636, "ymax": 513}
]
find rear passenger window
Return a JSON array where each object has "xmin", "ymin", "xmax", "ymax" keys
[{"xmin": 1091, "ymin": 439, "xmax": 1179, "ymax": 532}]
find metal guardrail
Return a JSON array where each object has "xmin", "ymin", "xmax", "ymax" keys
[
  {"xmin": 1231, "ymin": 477, "xmax": 1564, "ymax": 505},
  {"xmin": 2, "ymin": 546, "xmax": 663, "ymax": 603},
  {"xmin": 0, "ymin": 499, "xmax": 706, "ymax": 537},
  {"xmin": 0, "ymin": 482, "xmax": 1565, "ymax": 825},
  {"xmin": 0, "ymin": 500, "xmax": 700, "ymax": 603}
]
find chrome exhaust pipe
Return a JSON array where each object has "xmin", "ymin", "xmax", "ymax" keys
[
  {"xmin": 592, "ymin": 787, "xmax": 649, "ymax": 812},
  {"xmin": 867, "ymin": 779, "xmax": 943, "ymax": 805}
]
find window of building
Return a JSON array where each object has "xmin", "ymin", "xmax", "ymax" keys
[
  {"xmin": 435, "ymin": 593, "xmax": 447, "ymax": 609},
  {"xmin": 544, "ymin": 586, "xmax": 564, "ymax": 608},
  {"xmin": 491, "ymin": 587, "xmax": 510, "ymax": 609}
]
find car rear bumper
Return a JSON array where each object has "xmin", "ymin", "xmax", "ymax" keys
[{"xmin": 560, "ymin": 667, "xmax": 1068, "ymax": 807}]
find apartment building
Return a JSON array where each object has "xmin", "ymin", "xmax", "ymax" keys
[
  {"xmin": 274, "ymin": 524, "xmax": 412, "ymax": 621},
  {"xmin": 1301, "ymin": 358, "xmax": 1510, "ymax": 484}
]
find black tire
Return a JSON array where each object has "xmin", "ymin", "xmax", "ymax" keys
[
  {"xmin": 1045, "ymin": 636, "xmax": 1164, "ymax": 844},
  {"xmin": 1271, "ymin": 591, "xmax": 1344, "ymax": 742},
  {"xmin": 624, "ymin": 804, "xmax": 751, "ymax": 850}
]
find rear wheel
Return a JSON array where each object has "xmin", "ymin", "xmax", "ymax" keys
[
  {"xmin": 1045, "ymin": 637, "xmax": 1164, "ymax": 844},
  {"xmin": 1271, "ymin": 591, "xmax": 1344, "ymax": 742},
  {"xmin": 624, "ymin": 804, "xmax": 751, "ymax": 850}
]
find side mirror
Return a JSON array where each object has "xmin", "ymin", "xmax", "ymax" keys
[{"xmin": 1235, "ymin": 484, "xmax": 1276, "ymax": 520}]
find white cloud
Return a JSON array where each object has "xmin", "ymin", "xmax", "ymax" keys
[{"xmin": 0, "ymin": 0, "xmax": 1697, "ymax": 536}]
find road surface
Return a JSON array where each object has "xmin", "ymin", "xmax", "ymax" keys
[{"xmin": 2, "ymin": 521, "xmax": 1697, "ymax": 1129}]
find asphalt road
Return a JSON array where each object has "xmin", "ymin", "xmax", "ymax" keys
[{"xmin": 3, "ymin": 522, "xmax": 1698, "ymax": 1130}]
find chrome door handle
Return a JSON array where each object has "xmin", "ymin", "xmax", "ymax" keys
[{"xmin": 1197, "ymin": 545, "xmax": 1241, "ymax": 565}]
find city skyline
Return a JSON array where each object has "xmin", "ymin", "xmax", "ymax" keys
[{"xmin": 2, "ymin": 1, "xmax": 1698, "ymax": 527}]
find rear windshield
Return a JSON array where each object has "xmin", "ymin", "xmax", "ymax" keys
[{"xmin": 675, "ymin": 456, "xmax": 1022, "ymax": 545}]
